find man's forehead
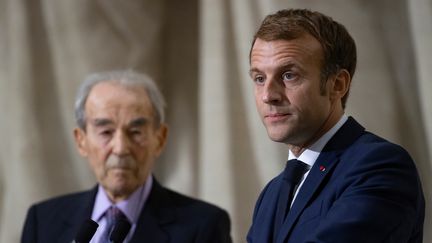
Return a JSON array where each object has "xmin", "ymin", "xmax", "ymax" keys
[
  {"xmin": 84, "ymin": 82, "xmax": 154, "ymax": 121},
  {"xmin": 250, "ymin": 36, "xmax": 323, "ymax": 66},
  {"xmin": 252, "ymin": 35, "xmax": 321, "ymax": 52},
  {"xmin": 86, "ymin": 81, "xmax": 150, "ymax": 106}
]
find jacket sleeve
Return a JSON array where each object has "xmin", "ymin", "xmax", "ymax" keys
[{"xmin": 21, "ymin": 205, "xmax": 38, "ymax": 243}]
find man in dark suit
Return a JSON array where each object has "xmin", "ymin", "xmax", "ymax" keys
[
  {"xmin": 21, "ymin": 70, "xmax": 232, "ymax": 243},
  {"xmin": 247, "ymin": 9, "xmax": 424, "ymax": 243}
]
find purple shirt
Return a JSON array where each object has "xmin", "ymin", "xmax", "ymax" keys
[{"xmin": 90, "ymin": 175, "xmax": 153, "ymax": 243}]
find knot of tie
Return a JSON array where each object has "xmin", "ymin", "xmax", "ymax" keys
[
  {"xmin": 106, "ymin": 207, "xmax": 127, "ymax": 226},
  {"xmin": 101, "ymin": 206, "xmax": 130, "ymax": 243},
  {"xmin": 283, "ymin": 159, "xmax": 309, "ymax": 184}
]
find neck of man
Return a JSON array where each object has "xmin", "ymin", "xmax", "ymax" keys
[{"xmin": 289, "ymin": 103, "xmax": 344, "ymax": 157}]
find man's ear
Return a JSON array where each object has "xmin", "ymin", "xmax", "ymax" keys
[
  {"xmin": 154, "ymin": 124, "xmax": 169, "ymax": 157},
  {"xmin": 329, "ymin": 69, "xmax": 351, "ymax": 101},
  {"xmin": 73, "ymin": 127, "xmax": 88, "ymax": 157}
]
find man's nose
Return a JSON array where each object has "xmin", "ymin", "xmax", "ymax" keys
[
  {"xmin": 111, "ymin": 131, "xmax": 131, "ymax": 156},
  {"xmin": 262, "ymin": 79, "xmax": 283, "ymax": 104}
]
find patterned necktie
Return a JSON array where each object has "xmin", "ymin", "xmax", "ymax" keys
[
  {"xmin": 100, "ymin": 206, "xmax": 128, "ymax": 243},
  {"xmin": 273, "ymin": 159, "xmax": 309, "ymax": 240}
]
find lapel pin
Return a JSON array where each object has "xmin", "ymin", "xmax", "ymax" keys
[{"xmin": 319, "ymin": 165, "xmax": 326, "ymax": 172}]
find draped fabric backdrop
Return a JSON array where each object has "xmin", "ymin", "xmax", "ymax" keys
[{"xmin": 0, "ymin": 0, "xmax": 431, "ymax": 242}]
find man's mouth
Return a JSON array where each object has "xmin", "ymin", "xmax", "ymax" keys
[
  {"xmin": 264, "ymin": 113, "xmax": 291, "ymax": 122},
  {"xmin": 109, "ymin": 166, "xmax": 131, "ymax": 170}
]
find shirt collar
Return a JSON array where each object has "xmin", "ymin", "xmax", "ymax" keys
[
  {"xmin": 288, "ymin": 114, "xmax": 348, "ymax": 168},
  {"xmin": 91, "ymin": 175, "xmax": 153, "ymax": 224}
]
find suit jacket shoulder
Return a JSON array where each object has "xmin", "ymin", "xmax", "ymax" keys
[{"xmin": 21, "ymin": 187, "xmax": 97, "ymax": 243}]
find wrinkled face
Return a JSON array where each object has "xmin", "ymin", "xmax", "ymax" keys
[
  {"xmin": 74, "ymin": 82, "xmax": 167, "ymax": 201},
  {"xmin": 250, "ymin": 34, "xmax": 334, "ymax": 146}
]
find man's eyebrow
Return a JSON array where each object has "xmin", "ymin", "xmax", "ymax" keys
[
  {"xmin": 249, "ymin": 67, "xmax": 261, "ymax": 77},
  {"xmin": 92, "ymin": 118, "xmax": 114, "ymax": 127},
  {"xmin": 249, "ymin": 63, "xmax": 298, "ymax": 76},
  {"xmin": 128, "ymin": 117, "xmax": 151, "ymax": 127}
]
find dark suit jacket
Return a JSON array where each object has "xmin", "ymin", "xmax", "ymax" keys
[
  {"xmin": 22, "ymin": 179, "xmax": 232, "ymax": 243},
  {"xmin": 247, "ymin": 117, "xmax": 425, "ymax": 243}
]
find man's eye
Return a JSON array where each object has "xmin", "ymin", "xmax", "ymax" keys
[
  {"xmin": 100, "ymin": 130, "xmax": 113, "ymax": 137},
  {"xmin": 282, "ymin": 72, "xmax": 297, "ymax": 81},
  {"xmin": 254, "ymin": 75, "xmax": 265, "ymax": 84},
  {"xmin": 129, "ymin": 130, "xmax": 142, "ymax": 136}
]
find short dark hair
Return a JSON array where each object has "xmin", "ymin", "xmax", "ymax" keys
[{"xmin": 250, "ymin": 9, "xmax": 357, "ymax": 108}]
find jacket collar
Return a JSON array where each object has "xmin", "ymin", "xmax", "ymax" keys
[
  {"xmin": 129, "ymin": 178, "xmax": 175, "ymax": 242},
  {"xmin": 276, "ymin": 116, "xmax": 365, "ymax": 242},
  {"xmin": 58, "ymin": 186, "xmax": 97, "ymax": 242}
]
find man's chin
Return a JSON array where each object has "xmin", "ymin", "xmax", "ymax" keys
[
  {"xmin": 106, "ymin": 168, "xmax": 134, "ymax": 180},
  {"xmin": 266, "ymin": 129, "xmax": 291, "ymax": 143},
  {"xmin": 103, "ymin": 172, "xmax": 135, "ymax": 189},
  {"xmin": 269, "ymin": 136, "xmax": 288, "ymax": 143}
]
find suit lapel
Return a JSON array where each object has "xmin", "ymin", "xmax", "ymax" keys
[
  {"xmin": 277, "ymin": 117, "xmax": 365, "ymax": 242},
  {"xmin": 276, "ymin": 151, "xmax": 340, "ymax": 242},
  {"xmin": 130, "ymin": 179, "xmax": 175, "ymax": 243},
  {"xmin": 57, "ymin": 187, "xmax": 97, "ymax": 242}
]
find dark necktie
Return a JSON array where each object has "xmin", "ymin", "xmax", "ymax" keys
[
  {"xmin": 101, "ymin": 206, "xmax": 128, "ymax": 243},
  {"xmin": 273, "ymin": 159, "xmax": 309, "ymax": 240}
]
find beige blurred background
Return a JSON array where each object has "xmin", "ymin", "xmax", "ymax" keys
[{"xmin": 0, "ymin": 0, "xmax": 431, "ymax": 242}]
